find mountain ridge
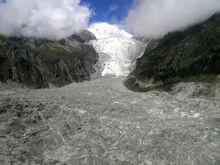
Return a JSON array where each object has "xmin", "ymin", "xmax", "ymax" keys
[
  {"xmin": 0, "ymin": 30, "xmax": 98, "ymax": 88},
  {"xmin": 125, "ymin": 13, "xmax": 220, "ymax": 92}
]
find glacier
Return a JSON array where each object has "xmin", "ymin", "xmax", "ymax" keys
[
  {"xmin": 90, "ymin": 37, "xmax": 146, "ymax": 77},
  {"xmin": 88, "ymin": 22, "xmax": 146, "ymax": 77}
]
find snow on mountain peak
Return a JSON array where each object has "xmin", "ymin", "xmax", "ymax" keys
[{"xmin": 88, "ymin": 22, "xmax": 133, "ymax": 39}]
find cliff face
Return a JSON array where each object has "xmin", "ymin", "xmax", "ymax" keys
[
  {"xmin": 0, "ymin": 31, "xmax": 98, "ymax": 88},
  {"xmin": 125, "ymin": 13, "xmax": 220, "ymax": 92}
]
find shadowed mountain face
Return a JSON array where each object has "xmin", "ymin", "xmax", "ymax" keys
[
  {"xmin": 0, "ymin": 30, "xmax": 98, "ymax": 88},
  {"xmin": 125, "ymin": 13, "xmax": 220, "ymax": 92}
]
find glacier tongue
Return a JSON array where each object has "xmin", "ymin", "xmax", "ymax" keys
[{"xmin": 90, "ymin": 37, "xmax": 146, "ymax": 77}]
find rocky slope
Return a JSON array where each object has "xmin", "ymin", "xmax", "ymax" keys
[
  {"xmin": 125, "ymin": 13, "xmax": 220, "ymax": 92},
  {"xmin": 0, "ymin": 77, "xmax": 219, "ymax": 164},
  {"xmin": 0, "ymin": 30, "xmax": 98, "ymax": 88}
]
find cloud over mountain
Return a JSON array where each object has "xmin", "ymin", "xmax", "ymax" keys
[
  {"xmin": 124, "ymin": 0, "xmax": 220, "ymax": 38},
  {"xmin": 0, "ymin": 0, "xmax": 91, "ymax": 39}
]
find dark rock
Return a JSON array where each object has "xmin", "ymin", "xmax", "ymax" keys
[
  {"xmin": 68, "ymin": 30, "xmax": 97, "ymax": 43},
  {"xmin": 125, "ymin": 13, "xmax": 220, "ymax": 92},
  {"xmin": 0, "ymin": 32, "xmax": 98, "ymax": 88}
]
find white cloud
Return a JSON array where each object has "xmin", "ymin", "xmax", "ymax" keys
[
  {"xmin": 0, "ymin": 0, "xmax": 91, "ymax": 39},
  {"xmin": 124, "ymin": 0, "xmax": 220, "ymax": 38},
  {"xmin": 88, "ymin": 22, "xmax": 133, "ymax": 39}
]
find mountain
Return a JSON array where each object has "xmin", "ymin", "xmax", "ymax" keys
[
  {"xmin": 88, "ymin": 23, "xmax": 133, "ymax": 39},
  {"xmin": 125, "ymin": 13, "xmax": 220, "ymax": 92},
  {"xmin": 0, "ymin": 30, "xmax": 98, "ymax": 88},
  {"xmin": 87, "ymin": 23, "xmax": 145, "ymax": 77}
]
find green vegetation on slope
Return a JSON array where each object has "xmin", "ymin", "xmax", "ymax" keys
[
  {"xmin": 125, "ymin": 13, "xmax": 220, "ymax": 92},
  {"xmin": 0, "ymin": 34, "xmax": 98, "ymax": 88}
]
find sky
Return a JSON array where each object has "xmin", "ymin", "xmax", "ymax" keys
[
  {"xmin": 0, "ymin": 0, "xmax": 219, "ymax": 39},
  {"xmin": 81, "ymin": 0, "xmax": 133, "ymax": 24},
  {"xmin": 0, "ymin": 0, "xmax": 133, "ymax": 23}
]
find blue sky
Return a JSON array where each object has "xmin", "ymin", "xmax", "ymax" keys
[
  {"xmin": 0, "ymin": 0, "xmax": 133, "ymax": 24},
  {"xmin": 82, "ymin": 0, "xmax": 133, "ymax": 23}
]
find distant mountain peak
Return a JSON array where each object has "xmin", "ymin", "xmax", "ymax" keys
[{"xmin": 88, "ymin": 22, "xmax": 133, "ymax": 39}]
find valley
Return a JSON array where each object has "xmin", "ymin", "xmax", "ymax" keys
[
  {"xmin": 0, "ymin": 77, "xmax": 220, "ymax": 164},
  {"xmin": 0, "ymin": 11, "xmax": 219, "ymax": 165}
]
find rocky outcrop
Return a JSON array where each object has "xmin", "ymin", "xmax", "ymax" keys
[
  {"xmin": 0, "ymin": 31, "xmax": 98, "ymax": 88},
  {"xmin": 68, "ymin": 30, "xmax": 97, "ymax": 43},
  {"xmin": 125, "ymin": 13, "xmax": 220, "ymax": 92}
]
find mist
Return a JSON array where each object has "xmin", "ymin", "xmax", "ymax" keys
[
  {"xmin": 0, "ymin": 0, "xmax": 91, "ymax": 39},
  {"xmin": 124, "ymin": 0, "xmax": 220, "ymax": 38}
]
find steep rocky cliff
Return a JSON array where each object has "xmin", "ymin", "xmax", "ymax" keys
[
  {"xmin": 125, "ymin": 13, "xmax": 220, "ymax": 92},
  {"xmin": 0, "ymin": 30, "xmax": 98, "ymax": 88}
]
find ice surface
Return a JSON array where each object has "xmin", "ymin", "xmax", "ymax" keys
[{"xmin": 90, "ymin": 37, "xmax": 146, "ymax": 77}]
